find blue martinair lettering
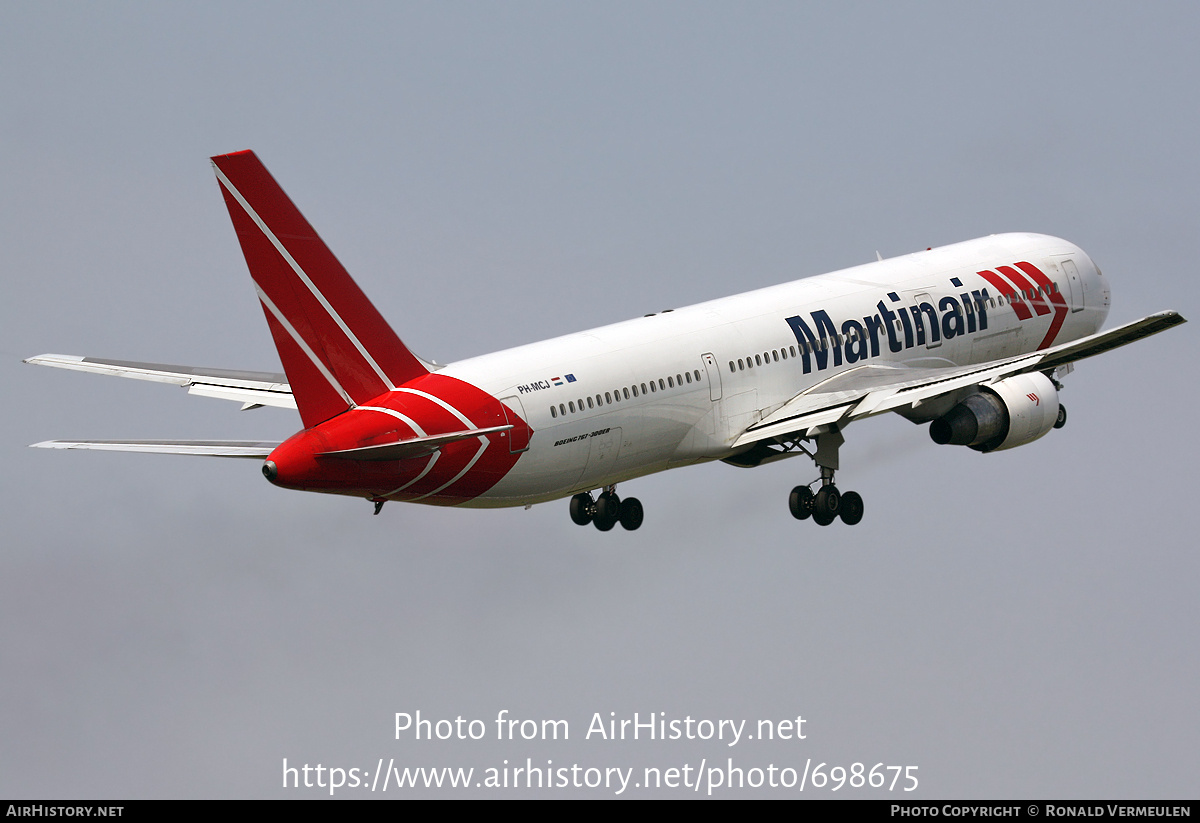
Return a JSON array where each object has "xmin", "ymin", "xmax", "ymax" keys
[
  {"xmin": 784, "ymin": 280, "xmax": 995, "ymax": 375},
  {"xmin": 786, "ymin": 311, "xmax": 841, "ymax": 374}
]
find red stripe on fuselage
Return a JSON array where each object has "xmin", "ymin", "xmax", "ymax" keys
[
  {"xmin": 996, "ymin": 265, "xmax": 1051, "ymax": 316},
  {"xmin": 977, "ymin": 269, "xmax": 1033, "ymax": 320},
  {"xmin": 1014, "ymin": 261, "xmax": 1069, "ymax": 349}
]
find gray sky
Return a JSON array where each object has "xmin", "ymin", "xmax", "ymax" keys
[{"xmin": 2, "ymin": 1, "xmax": 1196, "ymax": 798}]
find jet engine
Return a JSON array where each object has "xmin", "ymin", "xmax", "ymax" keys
[{"xmin": 929, "ymin": 372, "xmax": 1060, "ymax": 453}]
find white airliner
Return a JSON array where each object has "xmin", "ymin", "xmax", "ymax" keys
[{"xmin": 27, "ymin": 151, "xmax": 1185, "ymax": 529}]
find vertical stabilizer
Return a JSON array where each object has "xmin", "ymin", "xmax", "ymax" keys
[{"xmin": 211, "ymin": 150, "xmax": 428, "ymax": 428}]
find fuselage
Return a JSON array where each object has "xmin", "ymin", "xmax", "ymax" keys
[{"xmin": 266, "ymin": 232, "xmax": 1109, "ymax": 507}]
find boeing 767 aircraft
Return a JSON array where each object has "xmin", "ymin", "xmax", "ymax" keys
[{"xmin": 26, "ymin": 151, "xmax": 1186, "ymax": 530}]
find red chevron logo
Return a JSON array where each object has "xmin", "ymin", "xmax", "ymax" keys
[{"xmin": 977, "ymin": 261, "xmax": 1069, "ymax": 349}]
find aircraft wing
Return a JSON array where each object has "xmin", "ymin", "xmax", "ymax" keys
[
  {"xmin": 733, "ymin": 310, "xmax": 1185, "ymax": 448},
  {"xmin": 24, "ymin": 354, "xmax": 296, "ymax": 410},
  {"xmin": 30, "ymin": 440, "xmax": 280, "ymax": 458}
]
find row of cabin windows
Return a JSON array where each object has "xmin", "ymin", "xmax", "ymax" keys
[
  {"xmin": 730, "ymin": 346, "xmax": 796, "ymax": 373},
  {"xmin": 727, "ymin": 283, "xmax": 1065, "ymax": 371},
  {"xmin": 549, "ymin": 369, "xmax": 705, "ymax": 419}
]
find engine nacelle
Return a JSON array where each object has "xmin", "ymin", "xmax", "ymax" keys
[{"xmin": 929, "ymin": 372, "xmax": 1060, "ymax": 453}]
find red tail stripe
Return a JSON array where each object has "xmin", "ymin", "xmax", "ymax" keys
[{"xmin": 261, "ymin": 306, "xmax": 351, "ymax": 427}]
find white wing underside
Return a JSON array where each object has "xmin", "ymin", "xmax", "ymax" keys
[{"xmin": 734, "ymin": 311, "xmax": 1184, "ymax": 448}]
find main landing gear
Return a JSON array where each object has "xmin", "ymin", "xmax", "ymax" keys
[
  {"xmin": 569, "ymin": 486, "xmax": 644, "ymax": 532},
  {"xmin": 787, "ymin": 428, "xmax": 865, "ymax": 527}
]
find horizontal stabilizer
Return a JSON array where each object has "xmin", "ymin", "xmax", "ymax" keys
[
  {"xmin": 30, "ymin": 440, "xmax": 280, "ymax": 458},
  {"xmin": 25, "ymin": 354, "xmax": 297, "ymax": 410},
  {"xmin": 318, "ymin": 424, "xmax": 513, "ymax": 461}
]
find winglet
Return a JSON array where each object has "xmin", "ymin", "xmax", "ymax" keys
[{"xmin": 211, "ymin": 151, "xmax": 428, "ymax": 428}]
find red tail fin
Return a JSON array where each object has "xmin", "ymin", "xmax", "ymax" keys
[{"xmin": 211, "ymin": 150, "xmax": 428, "ymax": 428}]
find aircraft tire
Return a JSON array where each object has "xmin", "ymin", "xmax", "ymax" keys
[
  {"xmin": 789, "ymin": 485, "xmax": 813, "ymax": 520},
  {"xmin": 813, "ymin": 509, "xmax": 836, "ymax": 526},
  {"xmin": 594, "ymin": 492, "xmax": 621, "ymax": 531},
  {"xmin": 1054, "ymin": 403, "xmax": 1067, "ymax": 429},
  {"xmin": 815, "ymin": 485, "xmax": 840, "ymax": 518},
  {"xmin": 839, "ymin": 491, "xmax": 864, "ymax": 526},
  {"xmin": 618, "ymin": 497, "xmax": 644, "ymax": 531},
  {"xmin": 569, "ymin": 493, "xmax": 593, "ymax": 526}
]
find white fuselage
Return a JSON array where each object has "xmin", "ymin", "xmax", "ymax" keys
[{"xmin": 440, "ymin": 233, "xmax": 1109, "ymax": 507}]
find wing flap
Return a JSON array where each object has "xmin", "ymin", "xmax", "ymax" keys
[{"xmin": 30, "ymin": 440, "xmax": 280, "ymax": 458}]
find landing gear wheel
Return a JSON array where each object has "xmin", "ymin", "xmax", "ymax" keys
[
  {"xmin": 789, "ymin": 486, "xmax": 814, "ymax": 520},
  {"xmin": 593, "ymin": 492, "xmax": 621, "ymax": 531},
  {"xmin": 839, "ymin": 491, "xmax": 864, "ymax": 526},
  {"xmin": 814, "ymin": 485, "xmax": 840, "ymax": 518},
  {"xmin": 618, "ymin": 497, "xmax": 644, "ymax": 531},
  {"xmin": 569, "ymin": 493, "xmax": 593, "ymax": 526},
  {"xmin": 813, "ymin": 508, "xmax": 836, "ymax": 526},
  {"xmin": 1054, "ymin": 403, "xmax": 1067, "ymax": 429}
]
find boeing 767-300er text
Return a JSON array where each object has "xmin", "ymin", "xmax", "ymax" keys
[{"xmin": 26, "ymin": 151, "xmax": 1186, "ymax": 529}]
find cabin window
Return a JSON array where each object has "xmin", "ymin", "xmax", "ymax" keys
[
  {"xmin": 605, "ymin": 392, "xmax": 612, "ymax": 404},
  {"xmin": 694, "ymin": 370, "xmax": 701, "ymax": 381},
  {"xmin": 686, "ymin": 372, "xmax": 692, "ymax": 383},
  {"xmin": 754, "ymin": 354, "xmax": 761, "ymax": 366},
  {"xmin": 569, "ymin": 401, "xmax": 576, "ymax": 413},
  {"xmin": 559, "ymin": 403, "xmax": 566, "ymax": 416},
  {"xmin": 550, "ymin": 406, "xmax": 557, "ymax": 418},
  {"xmin": 729, "ymin": 361, "xmax": 735, "ymax": 372},
  {"xmin": 641, "ymin": 383, "xmax": 648, "ymax": 394},
  {"xmin": 587, "ymin": 396, "xmax": 594, "ymax": 409},
  {"xmin": 668, "ymin": 376, "xmax": 674, "ymax": 388},
  {"xmin": 738, "ymin": 359, "xmax": 744, "ymax": 371},
  {"xmin": 632, "ymin": 385, "xmax": 639, "ymax": 397},
  {"xmin": 658, "ymin": 378, "xmax": 665, "ymax": 390},
  {"xmin": 623, "ymin": 388, "xmax": 630, "ymax": 400},
  {"xmin": 772, "ymin": 350, "xmax": 779, "ymax": 362}
]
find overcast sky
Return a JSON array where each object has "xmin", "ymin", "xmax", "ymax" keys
[{"xmin": 2, "ymin": 1, "xmax": 1197, "ymax": 798}]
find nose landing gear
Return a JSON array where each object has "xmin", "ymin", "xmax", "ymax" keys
[{"xmin": 569, "ymin": 486, "xmax": 644, "ymax": 532}]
